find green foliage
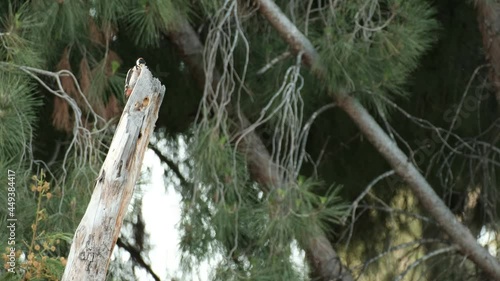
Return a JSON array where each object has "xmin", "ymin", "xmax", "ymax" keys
[
  {"xmin": 30, "ymin": 0, "xmax": 88, "ymax": 44},
  {"xmin": 91, "ymin": 0, "xmax": 128, "ymax": 25},
  {"xmin": 314, "ymin": 0, "xmax": 438, "ymax": 112},
  {"xmin": 0, "ymin": 163, "xmax": 34, "ymax": 248},
  {"xmin": 1, "ymin": 0, "xmax": 497, "ymax": 280},
  {"xmin": 198, "ymin": 0, "xmax": 227, "ymax": 14},
  {"xmin": 90, "ymin": 61, "xmax": 110, "ymax": 100},
  {"xmin": 108, "ymin": 72, "xmax": 127, "ymax": 102},
  {"xmin": 179, "ymin": 126, "xmax": 248, "ymax": 265},
  {"xmin": 125, "ymin": 0, "xmax": 178, "ymax": 47},
  {"xmin": 47, "ymin": 162, "xmax": 97, "ymax": 231},
  {"xmin": 182, "ymin": 125, "xmax": 347, "ymax": 279},
  {"xmin": 0, "ymin": 73, "xmax": 40, "ymax": 161},
  {"xmin": 0, "ymin": 171, "xmax": 72, "ymax": 281},
  {"xmin": 0, "ymin": 3, "xmax": 44, "ymax": 67}
]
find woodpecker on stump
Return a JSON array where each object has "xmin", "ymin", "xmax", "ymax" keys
[{"xmin": 124, "ymin": 57, "xmax": 146, "ymax": 98}]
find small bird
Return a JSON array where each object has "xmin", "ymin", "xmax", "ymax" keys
[{"xmin": 124, "ymin": 57, "xmax": 146, "ymax": 98}]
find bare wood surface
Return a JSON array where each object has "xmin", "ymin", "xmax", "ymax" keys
[{"xmin": 62, "ymin": 67, "xmax": 165, "ymax": 280}]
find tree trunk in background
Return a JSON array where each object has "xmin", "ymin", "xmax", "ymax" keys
[
  {"xmin": 255, "ymin": 0, "xmax": 500, "ymax": 279},
  {"xmin": 167, "ymin": 18, "xmax": 354, "ymax": 281},
  {"xmin": 62, "ymin": 68, "xmax": 165, "ymax": 280},
  {"xmin": 476, "ymin": 0, "xmax": 500, "ymax": 106}
]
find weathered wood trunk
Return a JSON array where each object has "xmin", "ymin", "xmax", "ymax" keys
[{"xmin": 62, "ymin": 67, "xmax": 165, "ymax": 280}]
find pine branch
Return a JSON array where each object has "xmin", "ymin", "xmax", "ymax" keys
[
  {"xmin": 166, "ymin": 17, "xmax": 354, "ymax": 281},
  {"xmin": 355, "ymin": 238, "xmax": 449, "ymax": 277},
  {"xmin": 394, "ymin": 245, "xmax": 459, "ymax": 281},
  {"xmin": 256, "ymin": 51, "xmax": 291, "ymax": 75},
  {"xmin": 254, "ymin": 0, "xmax": 500, "ymax": 279}
]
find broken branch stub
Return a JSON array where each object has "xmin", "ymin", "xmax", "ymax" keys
[{"xmin": 62, "ymin": 66, "xmax": 165, "ymax": 281}]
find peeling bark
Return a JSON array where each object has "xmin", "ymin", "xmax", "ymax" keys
[
  {"xmin": 167, "ymin": 17, "xmax": 354, "ymax": 281},
  {"xmin": 255, "ymin": 0, "xmax": 500, "ymax": 279},
  {"xmin": 62, "ymin": 68, "xmax": 165, "ymax": 280}
]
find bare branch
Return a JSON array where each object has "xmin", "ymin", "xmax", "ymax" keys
[
  {"xmin": 256, "ymin": 51, "xmax": 291, "ymax": 75},
  {"xmin": 254, "ymin": 0, "xmax": 500, "ymax": 278},
  {"xmin": 343, "ymin": 170, "xmax": 395, "ymax": 249},
  {"xmin": 394, "ymin": 245, "xmax": 459, "ymax": 281},
  {"xmin": 0, "ymin": 62, "xmax": 114, "ymax": 212},
  {"xmin": 354, "ymin": 238, "xmax": 449, "ymax": 278}
]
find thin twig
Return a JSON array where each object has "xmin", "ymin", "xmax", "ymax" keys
[
  {"xmin": 394, "ymin": 245, "xmax": 459, "ymax": 281},
  {"xmin": 343, "ymin": 170, "xmax": 395, "ymax": 249},
  {"xmin": 256, "ymin": 51, "xmax": 291, "ymax": 75}
]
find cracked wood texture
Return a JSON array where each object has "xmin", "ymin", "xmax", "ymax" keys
[{"xmin": 62, "ymin": 67, "xmax": 165, "ymax": 281}]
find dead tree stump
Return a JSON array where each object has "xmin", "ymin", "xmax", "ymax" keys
[{"xmin": 62, "ymin": 66, "xmax": 165, "ymax": 280}]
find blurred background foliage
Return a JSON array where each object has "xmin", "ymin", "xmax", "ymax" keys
[{"xmin": 0, "ymin": 0, "xmax": 498, "ymax": 280}]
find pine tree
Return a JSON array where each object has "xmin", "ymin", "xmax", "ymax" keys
[{"xmin": 1, "ymin": 1, "xmax": 499, "ymax": 281}]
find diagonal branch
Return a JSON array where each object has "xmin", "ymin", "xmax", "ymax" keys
[
  {"xmin": 149, "ymin": 144, "xmax": 189, "ymax": 187},
  {"xmin": 116, "ymin": 238, "xmax": 161, "ymax": 281},
  {"xmin": 166, "ymin": 16, "xmax": 354, "ymax": 281},
  {"xmin": 254, "ymin": 0, "xmax": 500, "ymax": 279}
]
